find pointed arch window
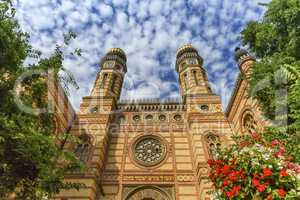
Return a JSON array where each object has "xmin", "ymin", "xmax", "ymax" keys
[
  {"xmin": 111, "ymin": 74, "xmax": 117, "ymax": 92},
  {"xmin": 118, "ymin": 115, "xmax": 126, "ymax": 124},
  {"xmin": 205, "ymin": 133, "xmax": 221, "ymax": 159},
  {"xmin": 183, "ymin": 73, "xmax": 188, "ymax": 89},
  {"xmin": 74, "ymin": 134, "xmax": 93, "ymax": 163},
  {"xmin": 100, "ymin": 73, "xmax": 108, "ymax": 88},
  {"xmin": 193, "ymin": 70, "xmax": 198, "ymax": 85},
  {"xmin": 243, "ymin": 113, "xmax": 257, "ymax": 134}
]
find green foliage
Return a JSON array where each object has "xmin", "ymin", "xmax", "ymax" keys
[
  {"xmin": 0, "ymin": 0, "xmax": 30, "ymax": 71},
  {"xmin": 241, "ymin": 0, "xmax": 300, "ymax": 163},
  {"xmin": 208, "ymin": 134, "xmax": 300, "ymax": 200},
  {"xmin": 0, "ymin": 1, "xmax": 84, "ymax": 199}
]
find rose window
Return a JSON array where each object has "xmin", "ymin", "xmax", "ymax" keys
[{"xmin": 133, "ymin": 136, "xmax": 166, "ymax": 167}]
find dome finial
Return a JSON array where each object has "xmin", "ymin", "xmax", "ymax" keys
[{"xmin": 107, "ymin": 47, "xmax": 127, "ymax": 61}]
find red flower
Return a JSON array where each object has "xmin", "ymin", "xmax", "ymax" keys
[
  {"xmin": 232, "ymin": 185, "xmax": 241, "ymax": 194},
  {"xmin": 228, "ymin": 172, "xmax": 238, "ymax": 181},
  {"xmin": 221, "ymin": 165, "xmax": 231, "ymax": 175},
  {"xmin": 223, "ymin": 180, "xmax": 230, "ymax": 187},
  {"xmin": 207, "ymin": 159, "xmax": 214, "ymax": 166},
  {"xmin": 279, "ymin": 169, "xmax": 288, "ymax": 177},
  {"xmin": 226, "ymin": 190, "xmax": 234, "ymax": 198},
  {"xmin": 271, "ymin": 139, "xmax": 280, "ymax": 147},
  {"xmin": 225, "ymin": 185, "xmax": 241, "ymax": 199},
  {"xmin": 252, "ymin": 178, "xmax": 260, "ymax": 187},
  {"xmin": 277, "ymin": 188, "xmax": 286, "ymax": 198},
  {"xmin": 257, "ymin": 184, "xmax": 266, "ymax": 192},
  {"xmin": 263, "ymin": 168, "xmax": 273, "ymax": 177},
  {"xmin": 215, "ymin": 160, "xmax": 223, "ymax": 165},
  {"xmin": 267, "ymin": 194, "xmax": 273, "ymax": 200},
  {"xmin": 274, "ymin": 146, "xmax": 286, "ymax": 157}
]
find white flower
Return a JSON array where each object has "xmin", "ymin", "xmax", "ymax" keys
[{"xmin": 263, "ymin": 154, "xmax": 270, "ymax": 160}]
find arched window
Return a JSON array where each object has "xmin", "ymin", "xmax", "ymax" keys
[
  {"xmin": 205, "ymin": 133, "xmax": 221, "ymax": 159},
  {"xmin": 118, "ymin": 115, "xmax": 126, "ymax": 124},
  {"xmin": 100, "ymin": 73, "xmax": 108, "ymax": 88},
  {"xmin": 243, "ymin": 113, "xmax": 257, "ymax": 134},
  {"xmin": 183, "ymin": 73, "xmax": 188, "ymax": 89},
  {"xmin": 74, "ymin": 134, "xmax": 92, "ymax": 163},
  {"xmin": 193, "ymin": 70, "xmax": 198, "ymax": 85},
  {"xmin": 111, "ymin": 75, "xmax": 116, "ymax": 92}
]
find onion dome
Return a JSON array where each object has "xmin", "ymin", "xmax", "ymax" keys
[
  {"xmin": 106, "ymin": 47, "xmax": 127, "ymax": 62},
  {"xmin": 176, "ymin": 44, "xmax": 203, "ymax": 71},
  {"xmin": 234, "ymin": 47, "xmax": 251, "ymax": 61},
  {"xmin": 177, "ymin": 44, "xmax": 200, "ymax": 59},
  {"xmin": 100, "ymin": 47, "xmax": 127, "ymax": 71}
]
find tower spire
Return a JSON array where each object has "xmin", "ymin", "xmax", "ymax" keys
[
  {"xmin": 176, "ymin": 44, "xmax": 212, "ymax": 99},
  {"xmin": 90, "ymin": 48, "xmax": 127, "ymax": 100}
]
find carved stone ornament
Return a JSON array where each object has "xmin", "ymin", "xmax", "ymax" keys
[{"xmin": 133, "ymin": 135, "xmax": 167, "ymax": 167}]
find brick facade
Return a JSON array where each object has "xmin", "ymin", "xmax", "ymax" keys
[{"xmin": 53, "ymin": 45, "xmax": 265, "ymax": 200}]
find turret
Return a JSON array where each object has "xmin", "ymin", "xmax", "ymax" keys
[
  {"xmin": 176, "ymin": 44, "xmax": 212, "ymax": 99},
  {"xmin": 90, "ymin": 48, "xmax": 127, "ymax": 100},
  {"xmin": 234, "ymin": 47, "xmax": 255, "ymax": 75}
]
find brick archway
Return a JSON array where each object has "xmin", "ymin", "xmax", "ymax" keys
[{"xmin": 125, "ymin": 186, "xmax": 171, "ymax": 200}]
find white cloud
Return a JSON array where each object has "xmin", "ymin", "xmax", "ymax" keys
[
  {"xmin": 116, "ymin": 11, "xmax": 128, "ymax": 29},
  {"xmin": 112, "ymin": 0, "xmax": 128, "ymax": 7},
  {"xmin": 148, "ymin": 0, "xmax": 163, "ymax": 16},
  {"xmin": 97, "ymin": 3, "xmax": 114, "ymax": 18},
  {"xmin": 15, "ymin": 0, "xmax": 270, "ymax": 110}
]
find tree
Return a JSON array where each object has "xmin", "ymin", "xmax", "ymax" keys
[
  {"xmin": 0, "ymin": 1, "xmax": 83, "ymax": 199},
  {"xmin": 241, "ymin": 0, "xmax": 300, "ymax": 162}
]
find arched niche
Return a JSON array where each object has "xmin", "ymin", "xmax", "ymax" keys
[{"xmin": 125, "ymin": 186, "xmax": 171, "ymax": 200}]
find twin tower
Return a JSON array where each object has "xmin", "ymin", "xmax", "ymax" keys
[
  {"xmin": 59, "ymin": 44, "xmax": 257, "ymax": 200},
  {"xmin": 90, "ymin": 44, "xmax": 212, "ymax": 101}
]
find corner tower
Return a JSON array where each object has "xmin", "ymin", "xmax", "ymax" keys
[
  {"xmin": 234, "ymin": 47, "xmax": 255, "ymax": 75},
  {"xmin": 176, "ymin": 44, "xmax": 212, "ymax": 99},
  {"xmin": 227, "ymin": 47, "xmax": 266, "ymax": 135},
  {"xmin": 90, "ymin": 48, "xmax": 127, "ymax": 100}
]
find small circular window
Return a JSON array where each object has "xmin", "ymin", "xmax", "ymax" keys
[
  {"xmin": 133, "ymin": 135, "xmax": 167, "ymax": 167},
  {"xmin": 173, "ymin": 114, "xmax": 182, "ymax": 121},
  {"xmin": 200, "ymin": 104, "xmax": 209, "ymax": 111},
  {"xmin": 145, "ymin": 114, "xmax": 153, "ymax": 121},
  {"xmin": 133, "ymin": 115, "xmax": 141, "ymax": 122},
  {"xmin": 90, "ymin": 107, "xmax": 98, "ymax": 113},
  {"xmin": 158, "ymin": 114, "xmax": 166, "ymax": 121}
]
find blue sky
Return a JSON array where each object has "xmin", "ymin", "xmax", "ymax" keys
[{"xmin": 14, "ymin": 0, "xmax": 270, "ymax": 110}]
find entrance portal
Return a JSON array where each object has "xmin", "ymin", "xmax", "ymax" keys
[{"xmin": 125, "ymin": 186, "xmax": 171, "ymax": 200}]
